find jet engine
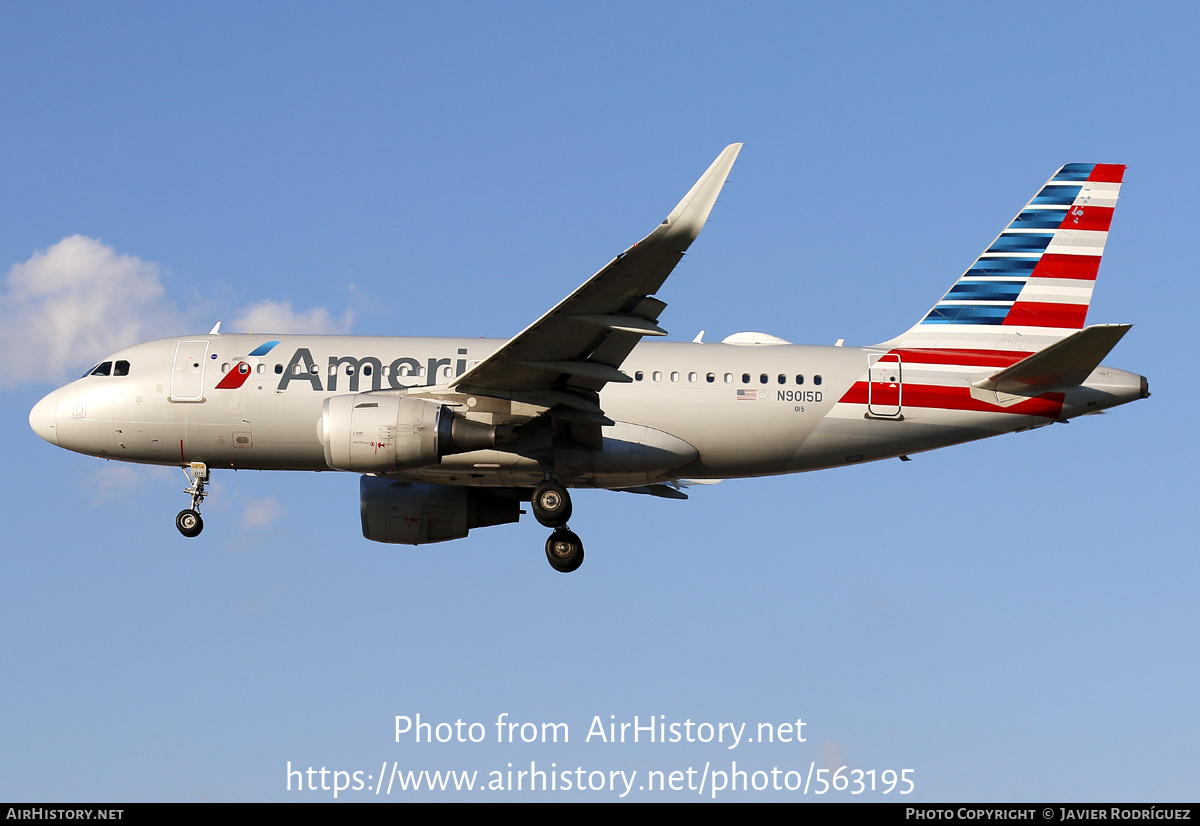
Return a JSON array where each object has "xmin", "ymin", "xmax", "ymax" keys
[
  {"xmin": 359, "ymin": 476, "xmax": 521, "ymax": 544},
  {"xmin": 320, "ymin": 394, "xmax": 495, "ymax": 473}
]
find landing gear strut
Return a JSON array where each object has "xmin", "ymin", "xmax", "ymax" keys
[
  {"xmin": 533, "ymin": 480, "xmax": 584, "ymax": 572},
  {"xmin": 176, "ymin": 462, "xmax": 209, "ymax": 538}
]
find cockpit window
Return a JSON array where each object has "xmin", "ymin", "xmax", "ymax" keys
[
  {"xmin": 113, "ymin": 360, "xmax": 130, "ymax": 376},
  {"xmin": 89, "ymin": 361, "xmax": 112, "ymax": 376}
]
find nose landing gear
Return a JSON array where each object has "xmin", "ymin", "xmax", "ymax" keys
[
  {"xmin": 533, "ymin": 480, "xmax": 584, "ymax": 573},
  {"xmin": 176, "ymin": 462, "xmax": 209, "ymax": 538}
]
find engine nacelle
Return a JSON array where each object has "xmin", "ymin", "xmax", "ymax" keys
[
  {"xmin": 320, "ymin": 394, "xmax": 494, "ymax": 473},
  {"xmin": 359, "ymin": 476, "xmax": 521, "ymax": 544}
]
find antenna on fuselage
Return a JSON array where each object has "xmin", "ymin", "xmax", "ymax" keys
[{"xmin": 208, "ymin": 322, "xmax": 222, "ymax": 335}]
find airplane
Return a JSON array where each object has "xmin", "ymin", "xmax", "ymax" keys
[{"xmin": 28, "ymin": 145, "xmax": 1148, "ymax": 572}]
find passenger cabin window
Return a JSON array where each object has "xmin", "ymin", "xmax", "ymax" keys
[
  {"xmin": 759, "ymin": 374, "xmax": 768, "ymax": 384},
  {"xmin": 635, "ymin": 371, "xmax": 643, "ymax": 381},
  {"xmin": 275, "ymin": 364, "xmax": 283, "ymax": 374},
  {"xmin": 742, "ymin": 373, "xmax": 750, "ymax": 384},
  {"xmin": 814, "ymin": 375, "xmax": 823, "ymax": 385},
  {"xmin": 796, "ymin": 374, "xmax": 804, "ymax": 385},
  {"xmin": 90, "ymin": 362, "xmax": 112, "ymax": 376}
]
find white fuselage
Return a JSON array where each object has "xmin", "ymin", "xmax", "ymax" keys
[{"xmin": 29, "ymin": 333, "xmax": 1147, "ymax": 490}]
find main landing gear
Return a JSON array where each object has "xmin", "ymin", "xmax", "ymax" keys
[
  {"xmin": 532, "ymin": 480, "xmax": 584, "ymax": 573},
  {"xmin": 176, "ymin": 462, "xmax": 209, "ymax": 538}
]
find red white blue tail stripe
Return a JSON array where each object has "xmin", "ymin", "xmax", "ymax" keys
[
  {"xmin": 883, "ymin": 163, "xmax": 1124, "ymax": 353},
  {"xmin": 826, "ymin": 164, "xmax": 1130, "ymax": 429}
]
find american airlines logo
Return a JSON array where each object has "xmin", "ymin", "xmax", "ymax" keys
[
  {"xmin": 273, "ymin": 347, "xmax": 475, "ymax": 392},
  {"xmin": 212, "ymin": 345, "xmax": 476, "ymax": 393}
]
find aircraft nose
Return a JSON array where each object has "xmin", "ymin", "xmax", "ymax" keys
[{"xmin": 29, "ymin": 391, "xmax": 58, "ymax": 446}]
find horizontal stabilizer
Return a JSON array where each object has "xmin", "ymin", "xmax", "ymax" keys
[{"xmin": 971, "ymin": 324, "xmax": 1132, "ymax": 394}]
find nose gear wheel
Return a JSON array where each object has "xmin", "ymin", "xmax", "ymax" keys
[{"xmin": 176, "ymin": 509, "xmax": 203, "ymax": 537}]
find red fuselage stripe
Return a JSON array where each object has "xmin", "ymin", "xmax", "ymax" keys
[
  {"xmin": 838, "ymin": 381, "xmax": 1064, "ymax": 418},
  {"xmin": 887, "ymin": 349, "xmax": 1030, "ymax": 367}
]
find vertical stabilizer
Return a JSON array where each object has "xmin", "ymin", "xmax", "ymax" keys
[{"xmin": 881, "ymin": 164, "xmax": 1125, "ymax": 353}]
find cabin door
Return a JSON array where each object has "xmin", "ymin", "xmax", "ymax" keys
[{"xmin": 170, "ymin": 340, "xmax": 210, "ymax": 402}]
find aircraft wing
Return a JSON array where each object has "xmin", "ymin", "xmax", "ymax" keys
[{"xmin": 450, "ymin": 143, "xmax": 741, "ymax": 435}]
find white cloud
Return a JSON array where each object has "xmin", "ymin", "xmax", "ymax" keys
[
  {"xmin": 240, "ymin": 497, "xmax": 283, "ymax": 530},
  {"xmin": 1, "ymin": 236, "xmax": 353, "ymax": 385},
  {"xmin": 818, "ymin": 740, "xmax": 848, "ymax": 771},
  {"xmin": 232, "ymin": 300, "xmax": 352, "ymax": 335},
  {"xmin": 85, "ymin": 463, "xmax": 175, "ymax": 506},
  {"xmin": 0, "ymin": 235, "xmax": 184, "ymax": 384}
]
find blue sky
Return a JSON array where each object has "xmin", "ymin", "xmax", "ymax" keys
[{"xmin": 1, "ymin": 2, "xmax": 1194, "ymax": 801}]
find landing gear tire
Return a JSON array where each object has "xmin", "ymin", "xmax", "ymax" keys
[
  {"xmin": 176, "ymin": 509, "xmax": 204, "ymax": 538},
  {"xmin": 545, "ymin": 528, "xmax": 584, "ymax": 573},
  {"xmin": 532, "ymin": 481, "xmax": 572, "ymax": 528}
]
